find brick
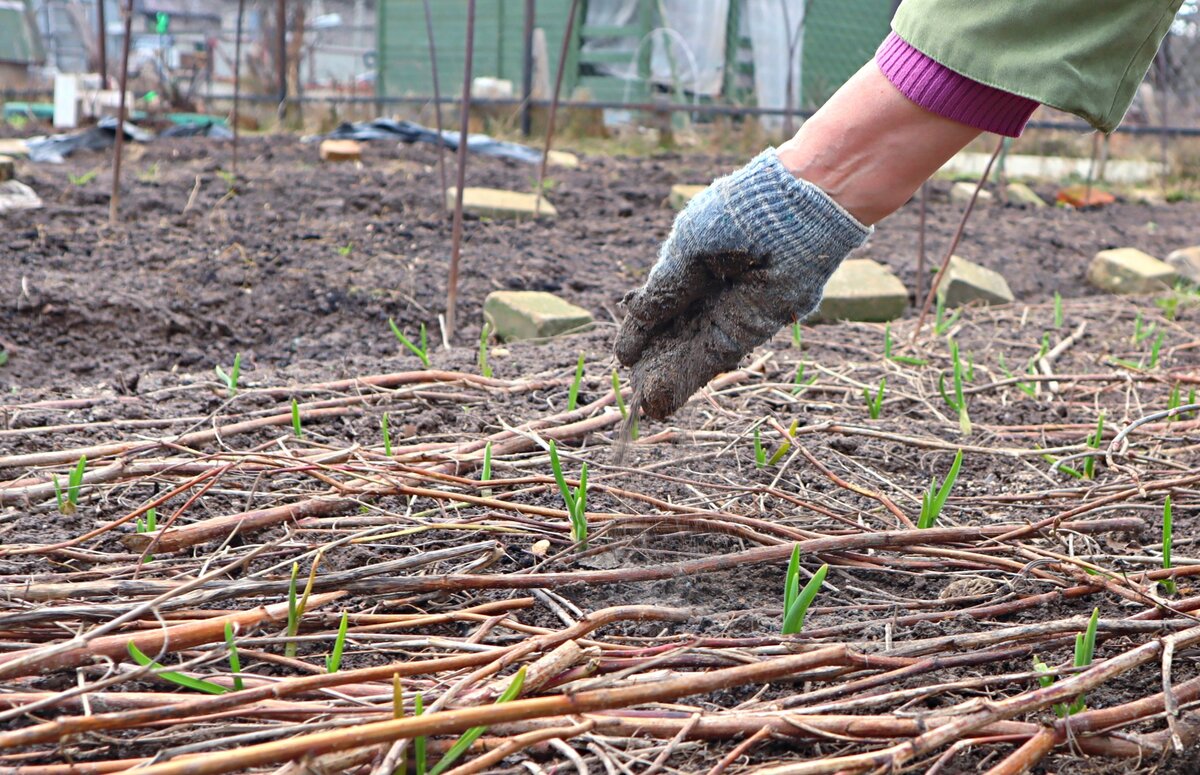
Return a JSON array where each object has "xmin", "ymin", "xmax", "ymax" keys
[
  {"xmin": 1087, "ymin": 248, "xmax": 1177, "ymax": 294},
  {"xmin": 1057, "ymin": 185, "xmax": 1116, "ymax": 208},
  {"xmin": 319, "ymin": 139, "xmax": 362, "ymax": 162},
  {"xmin": 0, "ymin": 180, "xmax": 43, "ymax": 213},
  {"xmin": 0, "ymin": 155, "xmax": 12, "ymax": 183},
  {"xmin": 1004, "ymin": 182, "xmax": 1046, "ymax": 208},
  {"xmin": 447, "ymin": 187, "xmax": 557, "ymax": 219},
  {"xmin": 484, "ymin": 291, "xmax": 593, "ymax": 341},
  {"xmin": 950, "ymin": 181, "xmax": 993, "ymax": 206},
  {"xmin": 935, "ymin": 255, "xmax": 1015, "ymax": 307},
  {"xmin": 669, "ymin": 184, "xmax": 706, "ymax": 210},
  {"xmin": 1166, "ymin": 247, "xmax": 1200, "ymax": 285},
  {"xmin": 812, "ymin": 259, "xmax": 908, "ymax": 323}
]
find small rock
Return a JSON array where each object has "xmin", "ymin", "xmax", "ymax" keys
[
  {"xmin": 1004, "ymin": 182, "xmax": 1046, "ymax": 208},
  {"xmin": 1057, "ymin": 185, "xmax": 1116, "ymax": 208},
  {"xmin": 1166, "ymin": 247, "xmax": 1200, "ymax": 284},
  {"xmin": 935, "ymin": 255, "xmax": 1015, "ymax": 307},
  {"xmin": 0, "ymin": 180, "xmax": 43, "ymax": 213},
  {"xmin": 484, "ymin": 290, "xmax": 593, "ymax": 341},
  {"xmin": 447, "ymin": 187, "xmax": 557, "ymax": 219},
  {"xmin": 0, "ymin": 155, "xmax": 13, "ymax": 182},
  {"xmin": 1087, "ymin": 248, "xmax": 1177, "ymax": 294},
  {"xmin": 0, "ymin": 139, "xmax": 28, "ymax": 158},
  {"xmin": 812, "ymin": 259, "xmax": 908, "ymax": 323},
  {"xmin": 319, "ymin": 139, "xmax": 362, "ymax": 162},
  {"xmin": 669, "ymin": 183, "xmax": 706, "ymax": 210},
  {"xmin": 950, "ymin": 181, "xmax": 993, "ymax": 206},
  {"xmin": 546, "ymin": 149, "xmax": 580, "ymax": 169}
]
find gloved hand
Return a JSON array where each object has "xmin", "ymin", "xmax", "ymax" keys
[{"xmin": 615, "ymin": 149, "xmax": 871, "ymax": 420}]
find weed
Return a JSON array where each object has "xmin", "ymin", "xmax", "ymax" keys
[
  {"xmin": 1161, "ymin": 496, "xmax": 1177, "ymax": 595},
  {"xmin": 884, "ymin": 325, "xmax": 927, "ymax": 366},
  {"xmin": 1053, "ymin": 292, "xmax": 1063, "ymax": 329},
  {"xmin": 998, "ymin": 352, "xmax": 1038, "ymax": 398},
  {"xmin": 612, "ymin": 370, "xmax": 638, "ymax": 439},
  {"xmin": 337, "ymin": 243, "xmax": 353, "ymax": 257},
  {"xmin": 933, "ymin": 294, "xmax": 961, "ymax": 336},
  {"xmin": 381, "ymin": 412, "xmax": 393, "ymax": 456},
  {"xmin": 768, "ymin": 419, "xmax": 799, "ymax": 466},
  {"xmin": 127, "ymin": 641, "xmax": 227, "ymax": 694},
  {"xmin": 285, "ymin": 562, "xmax": 301, "ymax": 658},
  {"xmin": 481, "ymin": 441, "xmax": 493, "ymax": 497},
  {"xmin": 918, "ymin": 449, "xmax": 963, "ymax": 529},
  {"xmin": 548, "ymin": 440, "xmax": 588, "ymax": 549},
  {"xmin": 792, "ymin": 321, "xmax": 803, "ymax": 347},
  {"xmin": 863, "ymin": 378, "xmax": 886, "ymax": 419},
  {"xmin": 478, "ymin": 323, "xmax": 493, "ymax": 378},
  {"xmin": 938, "ymin": 338, "xmax": 972, "ymax": 435},
  {"xmin": 224, "ymin": 622, "xmax": 244, "ymax": 691},
  {"xmin": 136, "ymin": 507, "xmax": 157, "ymax": 562},
  {"xmin": 214, "ymin": 353, "xmax": 242, "ymax": 397},
  {"xmin": 567, "ymin": 353, "xmax": 585, "ymax": 410},
  {"xmin": 69, "ymin": 170, "xmax": 98, "ymax": 186},
  {"xmin": 1083, "ymin": 413, "xmax": 1105, "ymax": 480},
  {"xmin": 792, "ymin": 362, "xmax": 817, "ymax": 395},
  {"xmin": 782, "ymin": 547, "xmax": 828, "ymax": 635},
  {"xmin": 326, "ymin": 611, "xmax": 349, "ymax": 673},
  {"xmin": 1148, "ymin": 332, "xmax": 1165, "ymax": 369},
  {"xmin": 389, "ymin": 319, "xmax": 430, "ymax": 367},
  {"xmin": 1132, "ymin": 311, "xmax": 1156, "ymax": 344},
  {"xmin": 429, "ymin": 666, "xmax": 527, "ymax": 775},
  {"xmin": 291, "ymin": 398, "xmax": 303, "ymax": 438},
  {"xmin": 753, "ymin": 426, "xmax": 766, "ymax": 468}
]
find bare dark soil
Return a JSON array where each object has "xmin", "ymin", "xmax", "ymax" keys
[{"xmin": 1, "ymin": 134, "xmax": 1199, "ymax": 774}]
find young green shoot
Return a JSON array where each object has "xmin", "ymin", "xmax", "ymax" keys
[
  {"xmin": 480, "ymin": 441, "xmax": 493, "ymax": 498},
  {"xmin": 768, "ymin": 419, "xmax": 799, "ymax": 466},
  {"xmin": 792, "ymin": 362, "xmax": 817, "ymax": 395},
  {"xmin": 413, "ymin": 691, "xmax": 427, "ymax": 775},
  {"xmin": 1132, "ymin": 311, "xmax": 1156, "ymax": 344},
  {"xmin": 782, "ymin": 547, "xmax": 828, "ymax": 635},
  {"xmin": 998, "ymin": 352, "xmax": 1037, "ymax": 398},
  {"xmin": 567, "ymin": 353, "xmax": 585, "ymax": 410},
  {"xmin": 1067, "ymin": 607, "xmax": 1101, "ymax": 715},
  {"xmin": 69, "ymin": 169, "xmax": 99, "ymax": 186},
  {"xmin": 934, "ymin": 293, "xmax": 961, "ymax": 336},
  {"xmin": 1083, "ymin": 412, "xmax": 1105, "ymax": 480},
  {"xmin": 285, "ymin": 562, "xmax": 301, "ymax": 658},
  {"xmin": 884, "ymin": 325, "xmax": 928, "ymax": 366},
  {"xmin": 291, "ymin": 398, "xmax": 303, "ymax": 438},
  {"xmin": 753, "ymin": 426, "xmax": 766, "ymax": 468},
  {"xmin": 136, "ymin": 506, "xmax": 157, "ymax": 562},
  {"xmin": 863, "ymin": 378, "xmax": 885, "ymax": 419},
  {"xmin": 478, "ymin": 322, "xmax": 493, "ymax": 378},
  {"xmin": 918, "ymin": 449, "xmax": 963, "ymax": 529},
  {"xmin": 224, "ymin": 622, "xmax": 244, "ymax": 691},
  {"xmin": 792, "ymin": 321, "xmax": 803, "ymax": 347},
  {"xmin": 57, "ymin": 455, "xmax": 87, "ymax": 515},
  {"xmin": 127, "ymin": 641, "xmax": 227, "ymax": 694},
  {"xmin": 389, "ymin": 319, "xmax": 430, "ymax": 367},
  {"xmin": 337, "ymin": 242, "xmax": 353, "ymax": 256},
  {"xmin": 381, "ymin": 412, "xmax": 393, "ymax": 456},
  {"xmin": 1148, "ymin": 331, "xmax": 1165, "ymax": 369},
  {"xmin": 1161, "ymin": 496, "xmax": 1177, "ymax": 595},
  {"xmin": 214, "ymin": 353, "xmax": 242, "ymax": 397},
  {"xmin": 1168, "ymin": 383, "xmax": 1182, "ymax": 420},
  {"xmin": 53, "ymin": 475, "xmax": 65, "ymax": 514},
  {"xmin": 612, "ymin": 369, "xmax": 638, "ymax": 439},
  {"xmin": 938, "ymin": 338, "xmax": 972, "ymax": 435},
  {"xmin": 1053, "ymin": 291, "xmax": 1063, "ymax": 329},
  {"xmin": 548, "ymin": 440, "xmax": 588, "ymax": 549},
  {"xmin": 326, "ymin": 611, "xmax": 349, "ymax": 673},
  {"xmin": 428, "ymin": 666, "xmax": 527, "ymax": 775}
]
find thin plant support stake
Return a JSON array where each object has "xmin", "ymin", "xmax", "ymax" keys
[
  {"xmin": 534, "ymin": 0, "xmax": 580, "ymax": 217},
  {"xmin": 444, "ymin": 0, "xmax": 477, "ymax": 341},
  {"xmin": 231, "ymin": 0, "xmax": 246, "ymax": 178},
  {"xmin": 109, "ymin": 0, "xmax": 134, "ymax": 226},
  {"xmin": 421, "ymin": 0, "xmax": 449, "ymax": 214}
]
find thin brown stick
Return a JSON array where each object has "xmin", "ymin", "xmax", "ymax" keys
[
  {"xmin": 444, "ymin": 0, "xmax": 477, "ymax": 340},
  {"xmin": 533, "ymin": 0, "xmax": 580, "ymax": 216},
  {"xmin": 108, "ymin": 0, "xmax": 133, "ymax": 226}
]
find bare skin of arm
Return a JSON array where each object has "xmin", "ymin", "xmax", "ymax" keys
[{"xmin": 776, "ymin": 61, "xmax": 982, "ymax": 226}]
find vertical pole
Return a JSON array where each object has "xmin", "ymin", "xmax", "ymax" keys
[
  {"xmin": 444, "ymin": 0, "xmax": 477, "ymax": 342},
  {"xmin": 421, "ymin": 0, "xmax": 448, "ymax": 214},
  {"xmin": 276, "ymin": 0, "xmax": 287, "ymax": 120},
  {"xmin": 97, "ymin": 0, "xmax": 108, "ymax": 85},
  {"xmin": 533, "ymin": 0, "xmax": 579, "ymax": 217},
  {"xmin": 232, "ymin": 0, "xmax": 246, "ymax": 177},
  {"xmin": 108, "ymin": 0, "xmax": 133, "ymax": 226},
  {"xmin": 520, "ymin": 0, "xmax": 534, "ymax": 137}
]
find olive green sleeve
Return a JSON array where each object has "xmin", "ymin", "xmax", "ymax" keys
[{"xmin": 892, "ymin": 0, "xmax": 1184, "ymax": 132}]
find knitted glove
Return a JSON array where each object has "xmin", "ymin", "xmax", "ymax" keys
[{"xmin": 616, "ymin": 149, "xmax": 871, "ymax": 420}]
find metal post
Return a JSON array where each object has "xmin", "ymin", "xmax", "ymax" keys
[
  {"xmin": 232, "ymin": 0, "xmax": 245, "ymax": 177},
  {"xmin": 444, "ymin": 0, "xmax": 477, "ymax": 342},
  {"xmin": 421, "ymin": 0, "xmax": 448, "ymax": 213},
  {"xmin": 109, "ymin": 0, "xmax": 133, "ymax": 226},
  {"xmin": 97, "ymin": 0, "xmax": 108, "ymax": 85},
  {"xmin": 276, "ymin": 0, "xmax": 287, "ymax": 119},
  {"xmin": 520, "ymin": 0, "xmax": 534, "ymax": 136}
]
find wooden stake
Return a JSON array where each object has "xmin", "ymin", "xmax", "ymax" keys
[
  {"xmin": 444, "ymin": 0, "xmax": 477, "ymax": 342},
  {"xmin": 108, "ymin": 0, "xmax": 133, "ymax": 227}
]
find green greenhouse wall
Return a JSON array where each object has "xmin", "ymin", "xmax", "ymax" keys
[
  {"xmin": 801, "ymin": 0, "xmax": 892, "ymax": 108},
  {"xmin": 377, "ymin": 0, "xmax": 575, "ymax": 100}
]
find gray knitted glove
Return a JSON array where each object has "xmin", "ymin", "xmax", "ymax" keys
[{"xmin": 616, "ymin": 148, "xmax": 871, "ymax": 420}]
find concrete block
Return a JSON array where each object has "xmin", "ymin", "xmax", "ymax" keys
[
  {"xmin": 0, "ymin": 155, "xmax": 13, "ymax": 183},
  {"xmin": 319, "ymin": 139, "xmax": 362, "ymax": 162},
  {"xmin": 950, "ymin": 181, "xmax": 993, "ymax": 206},
  {"xmin": 935, "ymin": 255, "xmax": 1015, "ymax": 307},
  {"xmin": 1166, "ymin": 247, "xmax": 1200, "ymax": 284},
  {"xmin": 669, "ymin": 184, "xmax": 706, "ymax": 210},
  {"xmin": 0, "ymin": 180, "xmax": 43, "ymax": 213},
  {"xmin": 1004, "ymin": 182, "xmax": 1047, "ymax": 208},
  {"xmin": 546, "ymin": 149, "xmax": 579, "ymax": 168},
  {"xmin": 812, "ymin": 259, "xmax": 908, "ymax": 323},
  {"xmin": 484, "ymin": 291, "xmax": 593, "ymax": 341},
  {"xmin": 447, "ymin": 187, "xmax": 557, "ymax": 219},
  {"xmin": 0, "ymin": 139, "xmax": 28, "ymax": 158},
  {"xmin": 1088, "ymin": 248, "xmax": 1177, "ymax": 294}
]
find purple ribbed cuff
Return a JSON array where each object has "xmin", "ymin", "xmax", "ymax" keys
[{"xmin": 875, "ymin": 31, "xmax": 1038, "ymax": 138}]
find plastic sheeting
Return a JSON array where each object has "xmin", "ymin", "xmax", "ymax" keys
[
  {"xmin": 322, "ymin": 119, "xmax": 546, "ymax": 165},
  {"xmin": 745, "ymin": 0, "xmax": 807, "ymax": 131},
  {"xmin": 25, "ymin": 116, "xmax": 155, "ymax": 164}
]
